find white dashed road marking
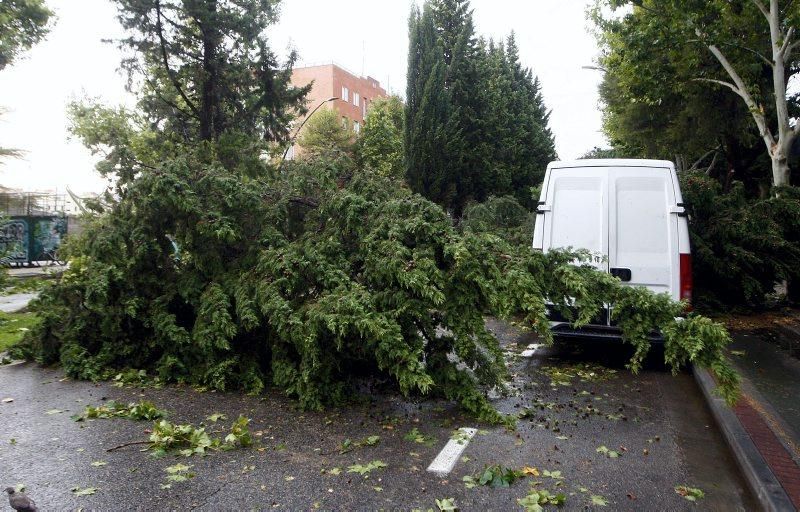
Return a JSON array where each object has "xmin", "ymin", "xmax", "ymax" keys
[{"xmin": 426, "ymin": 427, "xmax": 477, "ymax": 476}]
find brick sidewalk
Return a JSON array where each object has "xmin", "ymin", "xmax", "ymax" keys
[{"xmin": 735, "ymin": 398, "xmax": 800, "ymax": 509}]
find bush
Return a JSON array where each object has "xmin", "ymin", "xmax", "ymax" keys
[{"xmin": 680, "ymin": 172, "xmax": 800, "ymax": 310}]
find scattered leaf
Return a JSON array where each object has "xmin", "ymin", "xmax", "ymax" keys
[
  {"xmin": 436, "ymin": 498, "xmax": 457, "ymax": 511},
  {"xmin": 522, "ymin": 466, "xmax": 540, "ymax": 477},
  {"xmin": 675, "ymin": 485, "xmax": 704, "ymax": 501},
  {"xmin": 347, "ymin": 460, "xmax": 387, "ymax": 477},
  {"xmin": 71, "ymin": 487, "xmax": 98, "ymax": 496},
  {"xmin": 590, "ymin": 495, "xmax": 608, "ymax": 506},
  {"xmin": 90, "ymin": 461, "xmax": 107, "ymax": 467}
]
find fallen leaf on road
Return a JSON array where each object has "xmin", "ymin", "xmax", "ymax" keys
[
  {"xmin": 675, "ymin": 485, "xmax": 704, "ymax": 501},
  {"xmin": 71, "ymin": 487, "xmax": 99, "ymax": 496},
  {"xmin": 46, "ymin": 409, "xmax": 63, "ymax": 415},
  {"xmin": 522, "ymin": 466, "xmax": 540, "ymax": 477},
  {"xmin": 590, "ymin": 495, "xmax": 608, "ymax": 506},
  {"xmin": 90, "ymin": 461, "xmax": 107, "ymax": 467},
  {"xmin": 2, "ymin": 398, "xmax": 13, "ymax": 403},
  {"xmin": 436, "ymin": 498, "xmax": 457, "ymax": 511}
]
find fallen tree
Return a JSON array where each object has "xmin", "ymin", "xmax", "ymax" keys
[{"xmin": 19, "ymin": 156, "xmax": 739, "ymax": 423}]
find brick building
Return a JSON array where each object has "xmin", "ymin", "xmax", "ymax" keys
[{"xmin": 288, "ymin": 63, "xmax": 388, "ymax": 158}]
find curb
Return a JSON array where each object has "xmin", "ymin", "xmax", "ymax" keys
[{"xmin": 693, "ymin": 366, "xmax": 796, "ymax": 512}]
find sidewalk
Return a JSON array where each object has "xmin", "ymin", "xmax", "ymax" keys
[{"xmin": 704, "ymin": 329, "xmax": 800, "ymax": 510}]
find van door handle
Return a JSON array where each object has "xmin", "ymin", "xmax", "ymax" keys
[{"xmin": 610, "ymin": 268, "xmax": 632, "ymax": 281}]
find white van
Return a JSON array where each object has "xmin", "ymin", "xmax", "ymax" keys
[{"xmin": 532, "ymin": 159, "xmax": 692, "ymax": 339}]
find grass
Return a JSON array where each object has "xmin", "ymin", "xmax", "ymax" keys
[
  {"xmin": 1, "ymin": 275, "xmax": 52, "ymax": 296},
  {"xmin": 0, "ymin": 311, "xmax": 39, "ymax": 353}
]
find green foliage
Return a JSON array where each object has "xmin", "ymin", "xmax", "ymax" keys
[
  {"xmin": 149, "ymin": 420, "xmax": 215, "ymax": 457},
  {"xmin": 461, "ymin": 195, "xmax": 532, "ymax": 247},
  {"xmin": 674, "ymin": 485, "xmax": 705, "ymax": 501},
  {"xmin": 112, "ymin": 0, "xmax": 308, "ymax": 144},
  {"xmin": 297, "ymin": 108, "xmax": 353, "ymax": 159},
  {"xmin": 346, "ymin": 460, "xmax": 387, "ymax": 477},
  {"xmin": 357, "ymin": 96, "xmax": 405, "ymax": 179},
  {"xmin": 518, "ymin": 489, "xmax": 566, "ymax": 511},
  {"xmin": 405, "ymin": 3, "xmax": 556, "ymax": 215},
  {"xmin": 404, "ymin": 427, "xmax": 434, "ymax": 445},
  {"xmin": 73, "ymin": 400, "xmax": 166, "ymax": 422},
  {"xmin": 148, "ymin": 415, "xmax": 252, "ymax": 456},
  {"xmin": 681, "ymin": 172, "xmax": 800, "ymax": 310},
  {"xmin": 465, "ymin": 465, "xmax": 524, "ymax": 488},
  {"xmin": 591, "ymin": 0, "xmax": 799, "ymax": 187},
  {"xmin": 18, "ymin": 0, "xmax": 740, "ymax": 424},
  {"xmin": 0, "ymin": 0, "xmax": 53, "ymax": 71},
  {"xmin": 0, "ymin": 311, "xmax": 40, "ymax": 353},
  {"xmin": 223, "ymin": 415, "xmax": 253, "ymax": 448}
]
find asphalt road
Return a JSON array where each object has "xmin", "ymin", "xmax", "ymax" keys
[{"xmin": 0, "ymin": 319, "xmax": 755, "ymax": 511}]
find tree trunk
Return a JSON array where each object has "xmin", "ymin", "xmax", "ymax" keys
[{"xmin": 771, "ymin": 148, "xmax": 791, "ymax": 187}]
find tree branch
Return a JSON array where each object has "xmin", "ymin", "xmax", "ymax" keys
[
  {"xmin": 702, "ymin": 40, "xmax": 775, "ymax": 147},
  {"xmin": 779, "ymin": 26, "xmax": 795, "ymax": 57},
  {"xmin": 688, "ymin": 145, "xmax": 721, "ymax": 172},
  {"xmin": 106, "ymin": 440, "xmax": 151, "ymax": 452},
  {"xmin": 692, "ymin": 78, "xmax": 742, "ymax": 96},
  {"xmin": 717, "ymin": 41, "xmax": 773, "ymax": 68},
  {"xmin": 751, "ymin": 0, "xmax": 770, "ymax": 20},
  {"xmin": 154, "ymin": 0, "xmax": 200, "ymax": 118}
]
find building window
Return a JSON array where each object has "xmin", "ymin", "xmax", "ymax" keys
[
  {"xmin": 342, "ymin": 116, "xmax": 348, "ymax": 129},
  {"xmin": 341, "ymin": 86, "xmax": 349, "ymax": 102},
  {"xmin": 362, "ymin": 97, "xmax": 367, "ymax": 118},
  {"xmin": 353, "ymin": 92, "xmax": 360, "ymax": 107},
  {"xmin": 353, "ymin": 120, "xmax": 360, "ymax": 134}
]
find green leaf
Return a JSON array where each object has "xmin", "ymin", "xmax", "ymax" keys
[
  {"xmin": 675, "ymin": 485, "xmax": 704, "ymax": 501},
  {"xmin": 590, "ymin": 495, "xmax": 608, "ymax": 506},
  {"xmin": 435, "ymin": 498, "xmax": 457, "ymax": 511}
]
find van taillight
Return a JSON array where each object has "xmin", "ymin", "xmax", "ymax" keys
[{"xmin": 680, "ymin": 253, "xmax": 693, "ymax": 311}]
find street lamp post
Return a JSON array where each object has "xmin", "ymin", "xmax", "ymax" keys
[{"xmin": 278, "ymin": 96, "xmax": 339, "ymax": 172}]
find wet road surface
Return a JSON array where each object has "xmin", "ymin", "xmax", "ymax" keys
[{"xmin": 0, "ymin": 319, "xmax": 755, "ymax": 510}]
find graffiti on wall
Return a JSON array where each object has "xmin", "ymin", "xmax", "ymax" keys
[
  {"xmin": 0, "ymin": 219, "xmax": 28, "ymax": 262},
  {"xmin": 0, "ymin": 216, "xmax": 67, "ymax": 263},
  {"xmin": 31, "ymin": 216, "xmax": 67, "ymax": 260}
]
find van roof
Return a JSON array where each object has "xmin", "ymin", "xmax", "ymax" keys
[{"xmin": 549, "ymin": 159, "xmax": 675, "ymax": 170}]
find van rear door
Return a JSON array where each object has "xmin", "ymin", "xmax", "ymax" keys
[
  {"xmin": 539, "ymin": 168, "xmax": 608, "ymax": 272},
  {"xmin": 608, "ymin": 167, "xmax": 678, "ymax": 299},
  {"xmin": 537, "ymin": 164, "xmax": 679, "ymax": 300}
]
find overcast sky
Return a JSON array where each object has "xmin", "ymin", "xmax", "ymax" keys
[{"xmin": 0, "ymin": 0, "xmax": 607, "ymax": 194}]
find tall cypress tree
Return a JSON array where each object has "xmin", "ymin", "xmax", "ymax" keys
[
  {"xmin": 405, "ymin": 2, "xmax": 557, "ymax": 215},
  {"xmin": 405, "ymin": 5, "xmax": 454, "ymax": 206}
]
